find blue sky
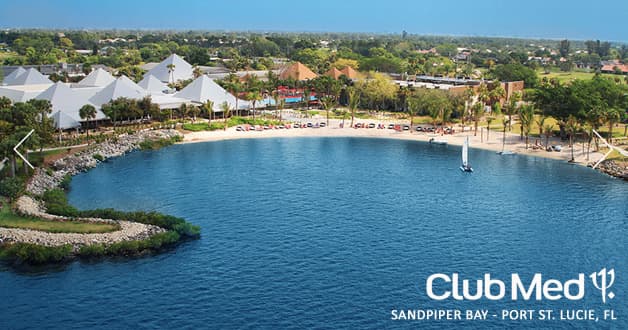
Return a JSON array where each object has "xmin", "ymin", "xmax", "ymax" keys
[{"xmin": 1, "ymin": 0, "xmax": 627, "ymax": 41}]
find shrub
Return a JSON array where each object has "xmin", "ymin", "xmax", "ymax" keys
[
  {"xmin": 139, "ymin": 136, "xmax": 182, "ymax": 150},
  {"xmin": 59, "ymin": 174, "xmax": 72, "ymax": 191},
  {"xmin": 77, "ymin": 244, "xmax": 106, "ymax": 258},
  {"xmin": 93, "ymin": 153, "xmax": 105, "ymax": 162},
  {"xmin": 78, "ymin": 209, "xmax": 200, "ymax": 238},
  {"xmin": 182, "ymin": 123, "xmax": 209, "ymax": 131},
  {"xmin": 0, "ymin": 177, "xmax": 25, "ymax": 201},
  {"xmin": 107, "ymin": 240, "xmax": 141, "ymax": 256},
  {"xmin": 42, "ymin": 188, "xmax": 79, "ymax": 217},
  {"xmin": 0, "ymin": 243, "xmax": 72, "ymax": 265}
]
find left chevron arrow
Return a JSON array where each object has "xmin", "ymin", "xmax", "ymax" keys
[{"xmin": 14, "ymin": 129, "xmax": 35, "ymax": 170}]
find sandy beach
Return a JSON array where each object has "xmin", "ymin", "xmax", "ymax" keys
[{"xmin": 182, "ymin": 118, "xmax": 605, "ymax": 165}]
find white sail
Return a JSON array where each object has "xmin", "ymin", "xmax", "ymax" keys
[{"xmin": 462, "ymin": 136, "xmax": 469, "ymax": 167}]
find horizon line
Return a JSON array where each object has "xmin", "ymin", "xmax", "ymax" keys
[{"xmin": 2, "ymin": 26, "xmax": 627, "ymax": 45}]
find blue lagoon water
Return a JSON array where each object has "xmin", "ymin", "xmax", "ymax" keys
[{"xmin": 1, "ymin": 138, "xmax": 626, "ymax": 329}]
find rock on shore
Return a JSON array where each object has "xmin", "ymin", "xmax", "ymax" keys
[
  {"xmin": 596, "ymin": 160, "xmax": 628, "ymax": 181},
  {"xmin": 0, "ymin": 193, "xmax": 165, "ymax": 251}
]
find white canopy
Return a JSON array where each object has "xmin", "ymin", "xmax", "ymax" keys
[
  {"xmin": 10, "ymin": 68, "xmax": 53, "ymax": 85},
  {"xmin": 78, "ymin": 68, "xmax": 115, "ymax": 87},
  {"xmin": 138, "ymin": 74, "xmax": 170, "ymax": 93},
  {"xmin": 2, "ymin": 67, "xmax": 27, "ymax": 85},
  {"xmin": 145, "ymin": 54, "xmax": 194, "ymax": 83},
  {"xmin": 36, "ymin": 82, "xmax": 107, "ymax": 128},
  {"xmin": 89, "ymin": 76, "xmax": 148, "ymax": 106},
  {"xmin": 50, "ymin": 110, "xmax": 81, "ymax": 130},
  {"xmin": 175, "ymin": 75, "xmax": 250, "ymax": 111}
]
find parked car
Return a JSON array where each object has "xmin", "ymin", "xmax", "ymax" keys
[
  {"xmin": 403, "ymin": 125, "xmax": 410, "ymax": 131},
  {"xmin": 416, "ymin": 126, "xmax": 423, "ymax": 132},
  {"xmin": 388, "ymin": 123, "xmax": 395, "ymax": 129},
  {"xmin": 319, "ymin": 122, "xmax": 326, "ymax": 127},
  {"xmin": 368, "ymin": 123, "xmax": 376, "ymax": 128}
]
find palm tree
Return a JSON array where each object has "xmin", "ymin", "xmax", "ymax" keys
[
  {"xmin": 471, "ymin": 102, "xmax": 484, "ymax": 136},
  {"xmin": 536, "ymin": 115, "xmax": 546, "ymax": 138},
  {"xmin": 220, "ymin": 101, "xmax": 231, "ymax": 131},
  {"xmin": 166, "ymin": 63, "xmax": 176, "ymax": 84},
  {"xmin": 79, "ymin": 104, "xmax": 97, "ymax": 139},
  {"xmin": 178, "ymin": 103, "xmax": 189, "ymax": 122},
  {"xmin": 462, "ymin": 87, "xmax": 475, "ymax": 129},
  {"xmin": 587, "ymin": 106, "xmax": 605, "ymax": 151},
  {"xmin": 193, "ymin": 66, "xmax": 202, "ymax": 78},
  {"xmin": 605, "ymin": 108, "xmax": 622, "ymax": 142},
  {"xmin": 226, "ymin": 81, "xmax": 241, "ymax": 117},
  {"xmin": 203, "ymin": 100, "xmax": 214, "ymax": 125},
  {"xmin": 519, "ymin": 105, "xmax": 535, "ymax": 149},
  {"xmin": 272, "ymin": 91, "xmax": 281, "ymax": 120},
  {"xmin": 489, "ymin": 83, "xmax": 506, "ymax": 110},
  {"xmin": 249, "ymin": 91, "xmax": 262, "ymax": 120},
  {"xmin": 477, "ymin": 83, "xmax": 490, "ymax": 109},
  {"xmin": 504, "ymin": 91, "xmax": 521, "ymax": 131},
  {"xmin": 428, "ymin": 106, "xmax": 440, "ymax": 131},
  {"xmin": 319, "ymin": 95, "xmax": 335, "ymax": 127},
  {"xmin": 189, "ymin": 106, "xmax": 200, "ymax": 123},
  {"xmin": 407, "ymin": 98, "xmax": 419, "ymax": 132},
  {"xmin": 543, "ymin": 123, "xmax": 554, "ymax": 150},
  {"xmin": 486, "ymin": 116, "xmax": 495, "ymax": 141},
  {"xmin": 278, "ymin": 99, "xmax": 286, "ymax": 123},
  {"xmin": 302, "ymin": 86, "xmax": 311, "ymax": 111},
  {"xmin": 565, "ymin": 115, "xmax": 579, "ymax": 162},
  {"xmin": 348, "ymin": 87, "xmax": 359, "ymax": 128},
  {"xmin": 501, "ymin": 116, "xmax": 509, "ymax": 152}
]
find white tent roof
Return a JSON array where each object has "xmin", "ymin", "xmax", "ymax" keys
[
  {"xmin": 175, "ymin": 75, "xmax": 250, "ymax": 111},
  {"xmin": 0, "ymin": 84, "xmax": 51, "ymax": 103},
  {"xmin": 151, "ymin": 94, "xmax": 192, "ymax": 110},
  {"xmin": 89, "ymin": 76, "xmax": 148, "ymax": 106},
  {"xmin": 50, "ymin": 110, "xmax": 81, "ymax": 130},
  {"xmin": 36, "ymin": 82, "xmax": 107, "ymax": 127},
  {"xmin": 2, "ymin": 67, "xmax": 27, "ymax": 85},
  {"xmin": 10, "ymin": 68, "xmax": 53, "ymax": 85},
  {"xmin": 138, "ymin": 74, "xmax": 170, "ymax": 93},
  {"xmin": 145, "ymin": 54, "xmax": 194, "ymax": 83},
  {"xmin": 78, "ymin": 68, "xmax": 115, "ymax": 87}
]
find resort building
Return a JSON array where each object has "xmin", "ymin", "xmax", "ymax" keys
[
  {"xmin": 144, "ymin": 53, "xmax": 194, "ymax": 83},
  {"xmin": 175, "ymin": 75, "xmax": 251, "ymax": 111},
  {"xmin": 340, "ymin": 66, "xmax": 359, "ymax": 80},
  {"xmin": 325, "ymin": 67, "xmax": 343, "ymax": 80},
  {"xmin": 0, "ymin": 53, "xmax": 250, "ymax": 129},
  {"xmin": 279, "ymin": 62, "xmax": 318, "ymax": 81}
]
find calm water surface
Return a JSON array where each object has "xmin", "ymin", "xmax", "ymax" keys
[{"xmin": 1, "ymin": 138, "xmax": 626, "ymax": 329}]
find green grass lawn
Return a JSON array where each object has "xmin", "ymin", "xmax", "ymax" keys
[
  {"xmin": 537, "ymin": 70, "xmax": 619, "ymax": 84},
  {"xmin": 28, "ymin": 148, "xmax": 70, "ymax": 166},
  {"xmin": 0, "ymin": 205, "xmax": 120, "ymax": 234}
]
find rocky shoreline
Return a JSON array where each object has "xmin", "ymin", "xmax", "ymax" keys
[
  {"xmin": 0, "ymin": 196, "xmax": 165, "ymax": 251},
  {"xmin": 595, "ymin": 160, "xmax": 628, "ymax": 181},
  {"xmin": 0, "ymin": 129, "xmax": 181, "ymax": 251}
]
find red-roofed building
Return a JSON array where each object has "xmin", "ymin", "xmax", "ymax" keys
[{"xmin": 601, "ymin": 64, "xmax": 628, "ymax": 75}]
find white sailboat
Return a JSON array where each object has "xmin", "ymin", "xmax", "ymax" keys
[{"xmin": 460, "ymin": 136, "xmax": 473, "ymax": 172}]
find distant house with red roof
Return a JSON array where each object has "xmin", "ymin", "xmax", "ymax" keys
[
  {"xmin": 601, "ymin": 63, "xmax": 628, "ymax": 75},
  {"xmin": 340, "ymin": 66, "xmax": 359, "ymax": 80},
  {"xmin": 325, "ymin": 67, "xmax": 343, "ymax": 79}
]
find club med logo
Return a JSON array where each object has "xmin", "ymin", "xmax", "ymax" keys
[{"xmin": 426, "ymin": 268, "xmax": 615, "ymax": 302}]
